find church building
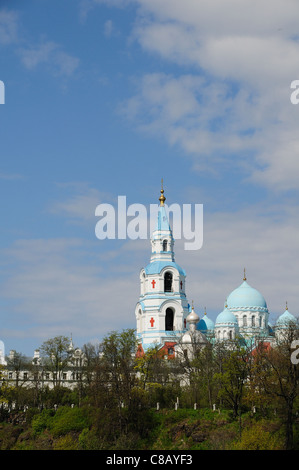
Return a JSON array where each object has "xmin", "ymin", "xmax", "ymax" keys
[{"xmin": 135, "ymin": 185, "xmax": 298, "ymax": 357}]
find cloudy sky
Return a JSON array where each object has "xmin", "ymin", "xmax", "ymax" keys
[{"xmin": 0, "ymin": 0, "xmax": 299, "ymax": 355}]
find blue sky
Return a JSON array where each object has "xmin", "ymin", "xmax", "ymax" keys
[{"xmin": 0, "ymin": 0, "xmax": 299, "ymax": 355}]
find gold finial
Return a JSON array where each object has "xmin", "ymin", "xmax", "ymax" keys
[
  {"xmin": 191, "ymin": 300, "xmax": 194, "ymax": 310},
  {"xmin": 159, "ymin": 178, "xmax": 166, "ymax": 206},
  {"xmin": 243, "ymin": 268, "xmax": 247, "ymax": 281},
  {"xmin": 225, "ymin": 299, "xmax": 228, "ymax": 308},
  {"xmin": 204, "ymin": 307, "xmax": 207, "ymax": 316},
  {"xmin": 286, "ymin": 301, "xmax": 288, "ymax": 311}
]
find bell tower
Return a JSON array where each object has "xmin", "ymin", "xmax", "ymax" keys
[{"xmin": 135, "ymin": 182, "xmax": 189, "ymax": 354}]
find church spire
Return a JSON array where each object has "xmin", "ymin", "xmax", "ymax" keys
[{"xmin": 159, "ymin": 178, "xmax": 166, "ymax": 206}]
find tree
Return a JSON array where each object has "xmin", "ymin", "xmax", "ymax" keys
[
  {"xmin": 100, "ymin": 329, "xmax": 137, "ymax": 409},
  {"xmin": 135, "ymin": 345, "xmax": 172, "ymax": 389},
  {"xmin": 39, "ymin": 336, "xmax": 71, "ymax": 389},
  {"xmin": 79, "ymin": 341, "xmax": 105, "ymax": 407},
  {"xmin": 213, "ymin": 341, "xmax": 251, "ymax": 437},
  {"xmin": 6, "ymin": 350, "xmax": 30, "ymax": 389},
  {"xmin": 190, "ymin": 342, "xmax": 217, "ymax": 408},
  {"xmin": 252, "ymin": 325, "xmax": 299, "ymax": 449}
]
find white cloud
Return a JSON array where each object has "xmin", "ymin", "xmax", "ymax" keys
[
  {"xmin": 0, "ymin": 9, "xmax": 18, "ymax": 45},
  {"xmin": 19, "ymin": 41, "xmax": 79, "ymax": 77},
  {"xmin": 0, "ymin": 171, "xmax": 24, "ymax": 181},
  {"xmin": 114, "ymin": 0, "xmax": 299, "ymax": 190},
  {"xmin": 48, "ymin": 184, "xmax": 108, "ymax": 223}
]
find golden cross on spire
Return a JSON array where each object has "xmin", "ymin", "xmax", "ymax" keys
[
  {"xmin": 243, "ymin": 268, "xmax": 247, "ymax": 281},
  {"xmin": 159, "ymin": 178, "xmax": 166, "ymax": 206},
  {"xmin": 286, "ymin": 301, "xmax": 288, "ymax": 311}
]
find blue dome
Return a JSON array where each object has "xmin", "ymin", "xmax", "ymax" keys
[
  {"xmin": 145, "ymin": 260, "xmax": 186, "ymax": 276},
  {"xmin": 216, "ymin": 307, "xmax": 238, "ymax": 326},
  {"xmin": 227, "ymin": 280, "xmax": 267, "ymax": 310},
  {"xmin": 197, "ymin": 314, "xmax": 215, "ymax": 332},
  {"xmin": 276, "ymin": 309, "xmax": 297, "ymax": 326}
]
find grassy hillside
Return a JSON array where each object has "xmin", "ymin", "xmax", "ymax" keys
[{"xmin": 0, "ymin": 406, "xmax": 293, "ymax": 450}]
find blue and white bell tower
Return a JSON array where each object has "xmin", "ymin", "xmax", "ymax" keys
[{"xmin": 135, "ymin": 183, "xmax": 189, "ymax": 354}]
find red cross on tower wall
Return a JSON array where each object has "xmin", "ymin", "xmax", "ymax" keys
[
  {"xmin": 151, "ymin": 279, "xmax": 156, "ymax": 288},
  {"xmin": 150, "ymin": 317, "xmax": 155, "ymax": 327}
]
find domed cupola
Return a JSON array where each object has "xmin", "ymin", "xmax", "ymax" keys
[
  {"xmin": 216, "ymin": 306, "xmax": 238, "ymax": 327},
  {"xmin": 227, "ymin": 272, "xmax": 267, "ymax": 311},
  {"xmin": 215, "ymin": 304, "xmax": 239, "ymax": 341},
  {"xmin": 226, "ymin": 270, "xmax": 270, "ymax": 338},
  {"xmin": 179, "ymin": 303, "xmax": 208, "ymax": 358},
  {"xmin": 197, "ymin": 308, "xmax": 215, "ymax": 334},
  {"xmin": 276, "ymin": 303, "xmax": 297, "ymax": 328},
  {"xmin": 275, "ymin": 303, "xmax": 298, "ymax": 341}
]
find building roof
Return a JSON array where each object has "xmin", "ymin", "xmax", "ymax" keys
[
  {"xmin": 276, "ymin": 308, "xmax": 297, "ymax": 326},
  {"xmin": 227, "ymin": 280, "xmax": 267, "ymax": 310},
  {"xmin": 215, "ymin": 307, "xmax": 238, "ymax": 326},
  {"xmin": 197, "ymin": 312, "xmax": 215, "ymax": 332},
  {"xmin": 144, "ymin": 260, "xmax": 186, "ymax": 276}
]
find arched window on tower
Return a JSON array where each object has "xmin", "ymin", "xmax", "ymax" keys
[
  {"xmin": 165, "ymin": 308, "xmax": 174, "ymax": 331},
  {"xmin": 162, "ymin": 240, "xmax": 167, "ymax": 251},
  {"xmin": 164, "ymin": 272, "xmax": 172, "ymax": 292},
  {"xmin": 243, "ymin": 315, "xmax": 247, "ymax": 327}
]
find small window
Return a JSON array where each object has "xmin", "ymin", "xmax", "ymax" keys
[
  {"xmin": 251, "ymin": 316, "xmax": 255, "ymax": 327},
  {"xmin": 163, "ymin": 240, "xmax": 167, "ymax": 251},
  {"xmin": 165, "ymin": 308, "xmax": 174, "ymax": 331},
  {"xmin": 243, "ymin": 315, "xmax": 247, "ymax": 327},
  {"xmin": 164, "ymin": 272, "xmax": 172, "ymax": 292}
]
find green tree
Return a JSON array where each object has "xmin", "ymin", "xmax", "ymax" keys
[
  {"xmin": 100, "ymin": 329, "xmax": 137, "ymax": 409},
  {"xmin": 213, "ymin": 342, "xmax": 250, "ymax": 436},
  {"xmin": 252, "ymin": 326, "xmax": 299, "ymax": 449},
  {"xmin": 190, "ymin": 342, "xmax": 217, "ymax": 408},
  {"xmin": 6, "ymin": 350, "xmax": 30, "ymax": 389},
  {"xmin": 39, "ymin": 336, "xmax": 71, "ymax": 389}
]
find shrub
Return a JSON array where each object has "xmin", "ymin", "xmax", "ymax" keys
[
  {"xmin": 78, "ymin": 427, "xmax": 103, "ymax": 450},
  {"xmin": 231, "ymin": 421, "xmax": 283, "ymax": 450},
  {"xmin": 53, "ymin": 433, "xmax": 79, "ymax": 450},
  {"xmin": 31, "ymin": 409, "xmax": 55, "ymax": 435},
  {"xmin": 50, "ymin": 406, "xmax": 91, "ymax": 437},
  {"xmin": 31, "ymin": 406, "xmax": 92, "ymax": 438}
]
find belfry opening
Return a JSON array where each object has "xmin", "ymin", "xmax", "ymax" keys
[
  {"xmin": 164, "ymin": 272, "xmax": 172, "ymax": 292},
  {"xmin": 165, "ymin": 308, "xmax": 174, "ymax": 331}
]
